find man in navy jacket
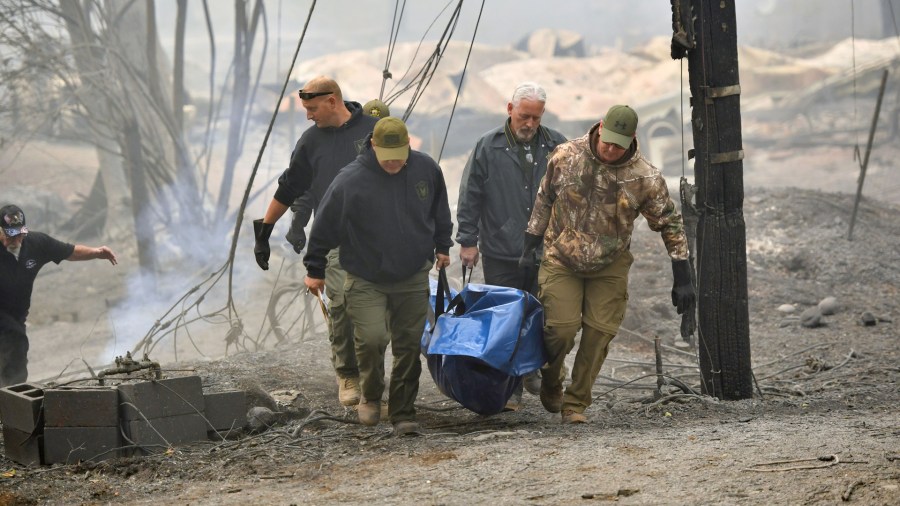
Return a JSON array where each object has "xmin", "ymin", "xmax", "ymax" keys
[{"xmin": 304, "ymin": 117, "xmax": 452, "ymax": 435}]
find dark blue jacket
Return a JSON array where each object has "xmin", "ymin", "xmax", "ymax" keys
[
  {"xmin": 304, "ymin": 142, "xmax": 453, "ymax": 284},
  {"xmin": 456, "ymin": 122, "xmax": 566, "ymax": 261}
]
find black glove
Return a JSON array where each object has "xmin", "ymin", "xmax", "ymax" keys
[
  {"xmin": 253, "ymin": 219, "xmax": 275, "ymax": 270},
  {"xmin": 285, "ymin": 204, "xmax": 312, "ymax": 254},
  {"xmin": 671, "ymin": 259, "xmax": 696, "ymax": 315},
  {"xmin": 517, "ymin": 232, "xmax": 543, "ymax": 269}
]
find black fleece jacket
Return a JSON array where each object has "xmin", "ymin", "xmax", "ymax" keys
[
  {"xmin": 273, "ymin": 101, "xmax": 378, "ymax": 209},
  {"xmin": 303, "ymin": 141, "xmax": 453, "ymax": 284}
]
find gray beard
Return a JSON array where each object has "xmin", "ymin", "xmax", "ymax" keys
[
  {"xmin": 6, "ymin": 244, "xmax": 20, "ymax": 260},
  {"xmin": 515, "ymin": 130, "xmax": 536, "ymax": 143}
]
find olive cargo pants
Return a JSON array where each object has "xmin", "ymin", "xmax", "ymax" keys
[
  {"xmin": 326, "ymin": 248, "xmax": 359, "ymax": 379},
  {"xmin": 344, "ymin": 262, "xmax": 430, "ymax": 423}
]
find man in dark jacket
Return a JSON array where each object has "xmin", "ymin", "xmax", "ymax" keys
[
  {"xmin": 253, "ymin": 76, "xmax": 378, "ymax": 407},
  {"xmin": 303, "ymin": 117, "xmax": 453, "ymax": 435},
  {"xmin": 0, "ymin": 204, "xmax": 118, "ymax": 386},
  {"xmin": 284, "ymin": 98, "xmax": 390, "ymax": 254},
  {"xmin": 455, "ymin": 82, "xmax": 566, "ymax": 409}
]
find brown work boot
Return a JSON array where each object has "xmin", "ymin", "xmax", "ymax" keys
[
  {"xmin": 539, "ymin": 380, "xmax": 563, "ymax": 413},
  {"xmin": 357, "ymin": 398, "xmax": 381, "ymax": 426},
  {"xmin": 337, "ymin": 376, "xmax": 360, "ymax": 406},
  {"xmin": 561, "ymin": 409, "xmax": 587, "ymax": 424}
]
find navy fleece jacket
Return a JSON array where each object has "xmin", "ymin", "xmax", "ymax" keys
[{"xmin": 303, "ymin": 142, "xmax": 453, "ymax": 284}]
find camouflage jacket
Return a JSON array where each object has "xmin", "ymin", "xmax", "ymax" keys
[{"xmin": 526, "ymin": 122, "xmax": 688, "ymax": 273}]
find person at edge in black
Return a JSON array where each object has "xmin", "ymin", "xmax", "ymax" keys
[{"xmin": 0, "ymin": 204, "xmax": 118, "ymax": 386}]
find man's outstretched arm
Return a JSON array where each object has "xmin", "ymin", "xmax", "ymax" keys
[{"xmin": 67, "ymin": 245, "xmax": 118, "ymax": 265}]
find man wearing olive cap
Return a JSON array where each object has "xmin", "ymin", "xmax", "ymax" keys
[
  {"xmin": 303, "ymin": 117, "xmax": 453, "ymax": 435},
  {"xmin": 522, "ymin": 105, "xmax": 695, "ymax": 424},
  {"xmin": 361, "ymin": 99, "xmax": 390, "ymax": 119},
  {"xmin": 0, "ymin": 204, "xmax": 118, "ymax": 386}
]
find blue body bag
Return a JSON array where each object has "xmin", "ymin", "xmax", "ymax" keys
[{"xmin": 422, "ymin": 269, "xmax": 546, "ymax": 415}]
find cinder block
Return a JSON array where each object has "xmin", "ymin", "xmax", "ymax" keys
[
  {"xmin": 203, "ymin": 390, "xmax": 247, "ymax": 434},
  {"xmin": 117, "ymin": 376, "xmax": 205, "ymax": 421},
  {"xmin": 44, "ymin": 388, "xmax": 118, "ymax": 427},
  {"xmin": 0, "ymin": 383, "xmax": 44, "ymax": 432},
  {"xmin": 43, "ymin": 426, "xmax": 121, "ymax": 464},
  {"xmin": 124, "ymin": 413, "xmax": 206, "ymax": 455},
  {"xmin": 2, "ymin": 425, "xmax": 43, "ymax": 466}
]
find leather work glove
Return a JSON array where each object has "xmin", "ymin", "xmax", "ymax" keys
[
  {"xmin": 517, "ymin": 232, "xmax": 543, "ymax": 269},
  {"xmin": 285, "ymin": 204, "xmax": 312, "ymax": 254},
  {"xmin": 253, "ymin": 219, "xmax": 275, "ymax": 270},
  {"xmin": 671, "ymin": 259, "xmax": 696, "ymax": 315}
]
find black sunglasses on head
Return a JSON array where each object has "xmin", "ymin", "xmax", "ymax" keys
[{"xmin": 297, "ymin": 90, "xmax": 334, "ymax": 100}]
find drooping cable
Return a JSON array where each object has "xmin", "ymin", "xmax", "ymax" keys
[
  {"xmin": 380, "ymin": 0, "xmax": 407, "ymax": 100},
  {"xmin": 225, "ymin": 0, "xmax": 317, "ymax": 315},
  {"xmin": 437, "ymin": 0, "xmax": 485, "ymax": 163},
  {"xmin": 384, "ymin": 0, "xmax": 456, "ymax": 103},
  {"xmin": 384, "ymin": 0, "xmax": 463, "ymax": 121}
]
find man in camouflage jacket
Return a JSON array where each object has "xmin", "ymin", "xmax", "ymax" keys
[{"xmin": 522, "ymin": 105, "xmax": 695, "ymax": 424}]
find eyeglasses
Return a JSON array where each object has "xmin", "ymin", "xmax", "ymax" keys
[{"xmin": 297, "ymin": 90, "xmax": 333, "ymax": 100}]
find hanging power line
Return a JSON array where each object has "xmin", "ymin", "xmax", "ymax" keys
[
  {"xmin": 380, "ymin": 0, "xmax": 407, "ymax": 100},
  {"xmin": 383, "ymin": 0, "xmax": 464, "ymax": 121},
  {"xmin": 437, "ymin": 0, "xmax": 485, "ymax": 163}
]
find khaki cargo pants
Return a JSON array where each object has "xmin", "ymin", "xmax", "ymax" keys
[
  {"xmin": 344, "ymin": 261, "xmax": 430, "ymax": 423},
  {"xmin": 538, "ymin": 251, "xmax": 633, "ymax": 413},
  {"xmin": 326, "ymin": 248, "xmax": 358, "ymax": 379}
]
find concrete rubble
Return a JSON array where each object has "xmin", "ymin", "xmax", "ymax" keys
[{"xmin": 0, "ymin": 376, "xmax": 247, "ymax": 466}]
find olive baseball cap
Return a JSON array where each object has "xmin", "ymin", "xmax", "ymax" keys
[
  {"xmin": 0, "ymin": 204, "xmax": 28, "ymax": 237},
  {"xmin": 363, "ymin": 99, "xmax": 390, "ymax": 119},
  {"xmin": 372, "ymin": 117, "xmax": 410, "ymax": 162},
  {"xmin": 600, "ymin": 104, "xmax": 638, "ymax": 149}
]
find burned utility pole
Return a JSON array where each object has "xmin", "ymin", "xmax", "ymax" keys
[{"xmin": 671, "ymin": 0, "xmax": 753, "ymax": 399}]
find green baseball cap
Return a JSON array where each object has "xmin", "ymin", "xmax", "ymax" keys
[
  {"xmin": 363, "ymin": 99, "xmax": 390, "ymax": 119},
  {"xmin": 372, "ymin": 117, "xmax": 409, "ymax": 162},
  {"xmin": 600, "ymin": 104, "xmax": 638, "ymax": 149}
]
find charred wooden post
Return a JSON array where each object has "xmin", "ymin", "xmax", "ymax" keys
[{"xmin": 672, "ymin": 0, "xmax": 753, "ymax": 399}]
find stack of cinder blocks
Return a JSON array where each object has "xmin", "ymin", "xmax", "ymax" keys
[
  {"xmin": 0, "ymin": 376, "xmax": 247, "ymax": 466},
  {"xmin": 0, "ymin": 383, "xmax": 44, "ymax": 465}
]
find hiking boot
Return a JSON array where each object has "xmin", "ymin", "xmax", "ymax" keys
[
  {"xmin": 380, "ymin": 399, "xmax": 389, "ymax": 418},
  {"xmin": 523, "ymin": 370, "xmax": 541, "ymax": 396},
  {"xmin": 392, "ymin": 420, "xmax": 422, "ymax": 436},
  {"xmin": 540, "ymin": 381, "xmax": 563, "ymax": 413},
  {"xmin": 357, "ymin": 398, "xmax": 381, "ymax": 426},
  {"xmin": 561, "ymin": 409, "xmax": 587, "ymax": 424},
  {"xmin": 337, "ymin": 376, "xmax": 360, "ymax": 406}
]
